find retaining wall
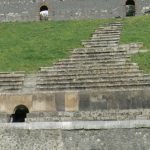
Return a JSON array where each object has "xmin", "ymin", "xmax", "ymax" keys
[
  {"xmin": 0, "ymin": 121, "xmax": 150, "ymax": 150},
  {"xmin": 0, "ymin": 0, "xmax": 149, "ymax": 22},
  {"xmin": 0, "ymin": 88, "xmax": 150, "ymax": 114}
]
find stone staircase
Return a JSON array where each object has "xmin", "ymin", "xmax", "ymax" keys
[
  {"xmin": 0, "ymin": 72, "xmax": 25, "ymax": 92},
  {"xmin": 82, "ymin": 22, "xmax": 122, "ymax": 48},
  {"xmin": 37, "ymin": 22, "xmax": 150, "ymax": 91}
]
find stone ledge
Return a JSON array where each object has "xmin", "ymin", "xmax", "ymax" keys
[{"xmin": 1, "ymin": 120, "xmax": 150, "ymax": 130}]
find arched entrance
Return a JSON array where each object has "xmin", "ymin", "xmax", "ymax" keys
[
  {"xmin": 126, "ymin": 0, "xmax": 135, "ymax": 16},
  {"xmin": 10, "ymin": 105, "xmax": 29, "ymax": 122},
  {"xmin": 40, "ymin": 5, "xmax": 49, "ymax": 21}
]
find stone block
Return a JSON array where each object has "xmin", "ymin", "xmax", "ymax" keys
[
  {"xmin": 55, "ymin": 92, "xmax": 65, "ymax": 111},
  {"xmin": 2, "ymin": 94, "xmax": 32, "ymax": 114},
  {"xmin": 131, "ymin": 99, "xmax": 137, "ymax": 109},
  {"xmin": 65, "ymin": 92, "xmax": 79, "ymax": 111},
  {"xmin": 32, "ymin": 93, "xmax": 56, "ymax": 112},
  {"xmin": 79, "ymin": 92, "xmax": 90, "ymax": 111}
]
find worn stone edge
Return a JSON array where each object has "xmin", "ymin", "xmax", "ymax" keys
[{"xmin": 0, "ymin": 120, "xmax": 150, "ymax": 130}]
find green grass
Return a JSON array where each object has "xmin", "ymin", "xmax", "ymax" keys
[
  {"xmin": 120, "ymin": 15, "xmax": 150, "ymax": 73},
  {"xmin": 0, "ymin": 19, "xmax": 112, "ymax": 73},
  {"xmin": 0, "ymin": 15, "xmax": 150, "ymax": 73}
]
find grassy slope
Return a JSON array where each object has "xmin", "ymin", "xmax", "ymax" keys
[
  {"xmin": 120, "ymin": 15, "xmax": 150, "ymax": 72},
  {"xmin": 0, "ymin": 16, "xmax": 150, "ymax": 73},
  {"xmin": 0, "ymin": 19, "xmax": 112, "ymax": 73}
]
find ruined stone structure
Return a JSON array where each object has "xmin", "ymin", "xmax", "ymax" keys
[
  {"xmin": 0, "ymin": 22, "xmax": 150, "ymax": 149},
  {"xmin": 0, "ymin": 0, "xmax": 149, "ymax": 22}
]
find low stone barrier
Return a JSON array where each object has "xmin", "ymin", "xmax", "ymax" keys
[{"xmin": 0, "ymin": 120, "xmax": 150, "ymax": 150}]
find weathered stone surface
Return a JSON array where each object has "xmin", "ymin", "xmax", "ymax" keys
[
  {"xmin": 32, "ymin": 93, "xmax": 56, "ymax": 111},
  {"xmin": 0, "ymin": 121, "xmax": 150, "ymax": 149},
  {"xmin": 55, "ymin": 92, "xmax": 65, "ymax": 111},
  {"xmin": 0, "ymin": 94, "xmax": 32, "ymax": 114},
  {"xmin": 0, "ymin": 0, "xmax": 149, "ymax": 22},
  {"xmin": 26, "ymin": 109, "xmax": 150, "ymax": 122},
  {"xmin": 65, "ymin": 92, "xmax": 79, "ymax": 111},
  {"xmin": 79, "ymin": 92, "xmax": 90, "ymax": 110}
]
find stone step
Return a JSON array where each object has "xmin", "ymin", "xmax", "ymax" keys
[
  {"xmin": 82, "ymin": 38, "xmax": 120, "ymax": 42},
  {"xmin": 82, "ymin": 40, "xmax": 119, "ymax": 45},
  {"xmin": 84, "ymin": 45, "xmax": 118, "ymax": 48},
  {"xmin": 55, "ymin": 57, "xmax": 129, "ymax": 64},
  {"xmin": 98, "ymin": 24, "xmax": 122, "ymax": 29},
  {"xmin": 71, "ymin": 53, "xmax": 129, "ymax": 59},
  {"xmin": 98, "ymin": 26, "xmax": 122, "ymax": 30},
  {"xmin": 26, "ymin": 110, "xmax": 149, "ymax": 122},
  {"xmin": 83, "ymin": 43, "xmax": 118, "ymax": 48},
  {"xmin": 72, "ymin": 51, "xmax": 128, "ymax": 55},
  {"xmin": 54, "ymin": 59, "xmax": 128, "ymax": 66},
  {"xmin": 0, "ymin": 72, "xmax": 25, "ymax": 91},
  {"xmin": 38, "ymin": 70, "xmax": 142, "ymax": 78},
  {"xmin": 92, "ymin": 32, "xmax": 120, "ymax": 35},
  {"xmin": 0, "ymin": 78, "xmax": 24, "ymax": 82},
  {"xmin": 0, "ymin": 74, "xmax": 24, "ymax": 78},
  {"xmin": 37, "ymin": 82, "xmax": 150, "ymax": 91},
  {"xmin": 72, "ymin": 47, "xmax": 131, "ymax": 54},
  {"xmin": 94, "ymin": 30, "xmax": 120, "ymax": 34},
  {"xmin": 0, "ymin": 85, "xmax": 23, "ymax": 91},
  {"xmin": 72, "ymin": 47, "xmax": 128, "ymax": 54},
  {"xmin": 37, "ymin": 74, "xmax": 150, "ymax": 83},
  {"xmin": 94, "ymin": 30, "xmax": 121, "ymax": 33},
  {"xmin": 37, "ymin": 74, "xmax": 150, "ymax": 82},
  {"xmin": 72, "ymin": 49, "xmax": 127, "ymax": 55},
  {"xmin": 109, "ymin": 22, "xmax": 123, "ymax": 26},
  {"xmin": 0, "ymin": 81, "xmax": 23, "ymax": 86},
  {"xmin": 40, "ymin": 64, "xmax": 138, "ymax": 71},
  {"xmin": 92, "ymin": 34, "xmax": 120, "ymax": 38},
  {"xmin": 39, "ymin": 65, "xmax": 139, "ymax": 72},
  {"xmin": 83, "ymin": 39, "xmax": 119, "ymax": 43}
]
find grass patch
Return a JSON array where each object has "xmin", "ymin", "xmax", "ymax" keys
[
  {"xmin": 120, "ymin": 15, "xmax": 150, "ymax": 73},
  {"xmin": 0, "ymin": 19, "xmax": 112, "ymax": 73},
  {"xmin": 0, "ymin": 15, "xmax": 150, "ymax": 73}
]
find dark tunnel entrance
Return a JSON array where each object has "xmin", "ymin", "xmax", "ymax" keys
[
  {"xmin": 40, "ymin": 5, "xmax": 49, "ymax": 21},
  {"xmin": 11, "ymin": 105, "xmax": 29, "ymax": 122},
  {"xmin": 40, "ymin": 5, "xmax": 48, "ymax": 12},
  {"xmin": 126, "ymin": 0, "xmax": 135, "ymax": 16}
]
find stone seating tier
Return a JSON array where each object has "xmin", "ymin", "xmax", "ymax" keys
[
  {"xmin": 37, "ymin": 82, "xmax": 150, "ymax": 91},
  {"xmin": 54, "ymin": 60, "xmax": 130, "ymax": 66},
  {"xmin": 39, "ymin": 69, "xmax": 140, "ymax": 77},
  {"xmin": 26, "ymin": 109, "xmax": 150, "ymax": 122},
  {"xmin": 0, "ymin": 72, "xmax": 24, "ymax": 91},
  {"xmin": 37, "ymin": 21, "xmax": 150, "ymax": 91},
  {"xmin": 0, "ymin": 22, "xmax": 149, "ymax": 92},
  {"xmin": 92, "ymin": 34, "xmax": 120, "ymax": 38},
  {"xmin": 56, "ymin": 54, "xmax": 129, "ymax": 60},
  {"xmin": 91, "ymin": 35, "xmax": 120, "ymax": 38},
  {"xmin": 91, "ymin": 37, "xmax": 120, "ymax": 40},
  {"xmin": 40, "ymin": 65, "xmax": 139, "ymax": 71},
  {"xmin": 37, "ymin": 74, "xmax": 149, "ymax": 81},
  {"xmin": 71, "ymin": 53, "xmax": 129, "ymax": 58},
  {"xmin": 83, "ymin": 43, "xmax": 119, "ymax": 48},
  {"xmin": 55, "ymin": 56, "xmax": 130, "ymax": 62}
]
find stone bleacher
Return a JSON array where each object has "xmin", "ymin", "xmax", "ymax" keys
[
  {"xmin": 36, "ymin": 22, "xmax": 150, "ymax": 91},
  {"xmin": 26, "ymin": 109, "xmax": 150, "ymax": 122},
  {"xmin": 0, "ymin": 72, "xmax": 25, "ymax": 92}
]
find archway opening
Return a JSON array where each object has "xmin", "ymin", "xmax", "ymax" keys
[
  {"xmin": 11, "ymin": 105, "xmax": 29, "ymax": 122},
  {"xmin": 126, "ymin": 0, "xmax": 135, "ymax": 16},
  {"xmin": 40, "ymin": 5, "xmax": 49, "ymax": 21}
]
